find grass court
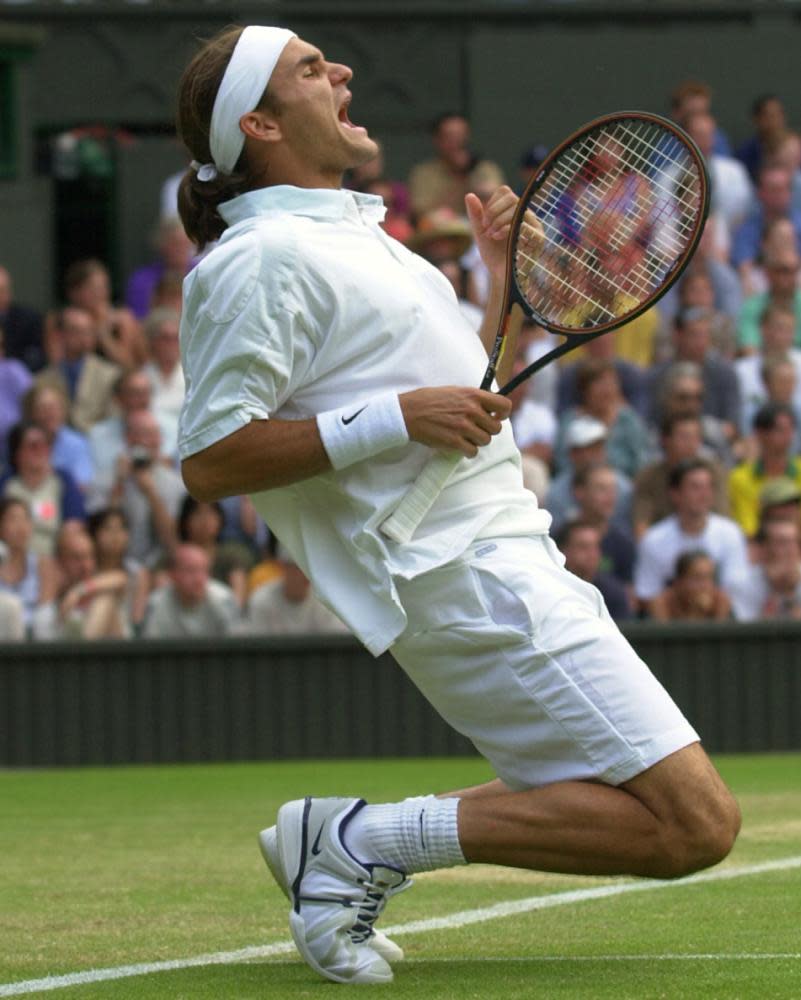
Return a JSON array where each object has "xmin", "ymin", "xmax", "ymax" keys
[{"xmin": 2, "ymin": 754, "xmax": 800, "ymax": 999}]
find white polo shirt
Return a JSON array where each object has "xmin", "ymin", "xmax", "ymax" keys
[
  {"xmin": 634, "ymin": 512, "xmax": 750, "ymax": 602},
  {"xmin": 179, "ymin": 186, "xmax": 549, "ymax": 654}
]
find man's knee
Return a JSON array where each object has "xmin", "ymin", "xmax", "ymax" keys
[
  {"xmin": 655, "ymin": 785, "xmax": 741, "ymax": 879},
  {"xmin": 626, "ymin": 744, "xmax": 741, "ymax": 879}
]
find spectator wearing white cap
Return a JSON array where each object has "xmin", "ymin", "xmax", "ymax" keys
[
  {"xmin": 545, "ymin": 416, "xmax": 633, "ymax": 535},
  {"xmin": 554, "ymin": 359, "xmax": 651, "ymax": 480}
]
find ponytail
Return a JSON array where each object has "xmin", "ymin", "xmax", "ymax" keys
[{"xmin": 177, "ymin": 166, "xmax": 249, "ymax": 250}]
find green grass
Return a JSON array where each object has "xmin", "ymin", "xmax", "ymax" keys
[{"xmin": 1, "ymin": 755, "xmax": 800, "ymax": 998}]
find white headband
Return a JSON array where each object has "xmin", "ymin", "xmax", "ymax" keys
[{"xmin": 193, "ymin": 25, "xmax": 296, "ymax": 182}]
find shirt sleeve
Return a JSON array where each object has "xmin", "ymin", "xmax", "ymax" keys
[{"xmin": 178, "ymin": 231, "xmax": 316, "ymax": 460}]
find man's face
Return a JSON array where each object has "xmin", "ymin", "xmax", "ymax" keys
[
  {"xmin": 126, "ymin": 412, "xmax": 161, "ymax": 455},
  {"xmin": 0, "ymin": 502, "xmax": 32, "ymax": 549},
  {"xmin": 60, "ymin": 308, "xmax": 96, "ymax": 360},
  {"xmin": 668, "ymin": 378, "xmax": 704, "ymax": 417},
  {"xmin": 118, "ymin": 374, "xmax": 152, "ymax": 414},
  {"xmin": 758, "ymin": 413, "xmax": 795, "ymax": 457},
  {"xmin": 756, "ymin": 97, "xmax": 786, "ymax": 138},
  {"xmin": 766, "ymin": 362, "xmax": 795, "ymax": 404},
  {"xmin": 675, "ymin": 92, "xmax": 710, "ymax": 126},
  {"xmin": 570, "ymin": 439, "xmax": 606, "ymax": 470},
  {"xmin": 563, "ymin": 526, "xmax": 602, "ymax": 581},
  {"xmin": 150, "ymin": 319, "xmax": 181, "ymax": 369},
  {"xmin": 672, "ymin": 468, "xmax": 714, "ymax": 517},
  {"xmin": 60, "ymin": 533, "xmax": 96, "ymax": 584},
  {"xmin": 664, "ymin": 419, "xmax": 702, "ymax": 463},
  {"xmin": 433, "ymin": 116, "xmax": 470, "ymax": 167},
  {"xmin": 686, "ymin": 113, "xmax": 715, "ymax": 159},
  {"xmin": 263, "ymin": 36, "xmax": 378, "ymax": 180},
  {"xmin": 31, "ymin": 389, "xmax": 67, "ymax": 436},
  {"xmin": 758, "ymin": 168, "xmax": 792, "ymax": 216},
  {"xmin": 675, "ymin": 318, "xmax": 711, "ymax": 363},
  {"xmin": 172, "ymin": 547, "xmax": 210, "ymax": 605},
  {"xmin": 578, "ymin": 468, "xmax": 617, "ymax": 521},
  {"xmin": 766, "ymin": 254, "xmax": 800, "ymax": 297},
  {"xmin": 15, "ymin": 426, "xmax": 51, "ymax": 476},
  {"xmin": 763, "ymin": 521, "xmax": 801, "ymax": 563}
]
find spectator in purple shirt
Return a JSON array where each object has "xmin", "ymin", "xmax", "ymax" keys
[
  {"xmin": 0, "ymin": 326, "xmax": 33, "ymax": 462},
  {"xmin": 125, "ymin": 217, "xmax": 197, "ymax": 320}
]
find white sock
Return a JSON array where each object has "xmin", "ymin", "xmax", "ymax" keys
[{"xmin": 343, "ymin": 795, "xmax": 466, "ymax": 873}]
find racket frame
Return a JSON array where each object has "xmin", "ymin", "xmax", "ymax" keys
[{"xmin": 380, "ymin": 110, "xmax": 710, "ymax": 544}]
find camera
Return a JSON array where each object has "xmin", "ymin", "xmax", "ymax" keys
[{"xmin": 129, "ymin": 446, "xmax": 153, "ymax": 470}]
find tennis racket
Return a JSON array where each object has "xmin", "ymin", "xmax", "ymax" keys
[{"xmin": 380, "ymin": 110, "xmax": 709, "ymax": 544}]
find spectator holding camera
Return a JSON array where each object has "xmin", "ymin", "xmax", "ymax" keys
[{"xmin": 102, "ymin": 410, "xmax": 185, "ymax": 569}]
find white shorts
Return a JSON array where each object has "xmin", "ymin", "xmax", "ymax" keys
[{"xmin": 390, "ymin": 535, "xmax": 699, "ymax": 790}]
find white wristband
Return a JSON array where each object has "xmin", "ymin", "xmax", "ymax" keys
[{"xmin": 317, "ymin": 392, "xmax": 409, "ymax": 470}]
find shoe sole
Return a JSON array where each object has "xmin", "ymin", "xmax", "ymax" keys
[
  {"xmin": 275, "ymin": 798, "xmax": 393, "ymax": 985},
  {"xmin": 259, "ymin": 822, "xmax": 405, "ymax": 964}
]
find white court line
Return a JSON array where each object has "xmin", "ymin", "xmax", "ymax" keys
[{"xmin": 1, "ymin": 855, "xmax": 799, "ymax": 997}]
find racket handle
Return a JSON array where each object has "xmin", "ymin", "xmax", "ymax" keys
[{"xmin": 379, "ymin": 451, "xmax": 462, "ymax": 544}]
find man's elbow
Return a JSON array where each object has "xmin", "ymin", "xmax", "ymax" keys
[{"xmin": 181, "ymin": 455, "xmax": 224, "ymax": 503}]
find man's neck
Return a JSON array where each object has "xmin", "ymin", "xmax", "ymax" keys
[
  {"xmin": 762, "ymin": 452, "xmax": 790, "ymax": 476},
  {"xmin": 677, "ymin": 511, "xmax": 707, "ymax": 535}
]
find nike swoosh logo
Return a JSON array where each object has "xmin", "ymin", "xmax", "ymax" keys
[
  {"xmin": 341, "ymin": 405, "xmax": 368, "ymax": 425},
  {"xmin": 311, "ymin": 823, "xmax": 325, "ymax": 855}
]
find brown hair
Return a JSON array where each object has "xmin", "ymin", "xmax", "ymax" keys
[
  {"xmin": 575, "ymin": 358, "xmax": 616, "ymax": 404},
  {"xmin": 176, "ymin": 25, "xmax": 279, "ymax": 249},
  {"xmin": 63, "ymin": 258, "xmax": 107, "ymax": 296}
]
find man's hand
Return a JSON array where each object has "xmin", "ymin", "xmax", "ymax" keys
[
  {"xmin": 399, "ymin": 386, "xmax": 512, "ymax": 458},
  {"xmin": 465, "ymin": 185, "xmax": 544, "ymax": 287}
]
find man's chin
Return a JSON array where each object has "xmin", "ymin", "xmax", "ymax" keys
[{"xmin": 349, "ymin": 134, "xmax": 379, "ymax": 165}]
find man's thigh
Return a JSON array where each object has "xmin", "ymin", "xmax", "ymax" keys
[{"xmin": 392, "ymin": 536, "xmax": 699, "ymax": 791}]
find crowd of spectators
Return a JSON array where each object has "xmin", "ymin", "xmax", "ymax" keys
[{"xmin": 2, "ymin": 81, "xmax": 801, "ymax": 640}]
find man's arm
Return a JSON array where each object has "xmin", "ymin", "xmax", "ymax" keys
[{"xmin": 182, "ymin": 386, "xmax": 511, "ymax": 502}]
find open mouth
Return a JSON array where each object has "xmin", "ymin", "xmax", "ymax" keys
[{"xmin": 338, "ymin": 98, "xmax": 366, "ymax": 133}]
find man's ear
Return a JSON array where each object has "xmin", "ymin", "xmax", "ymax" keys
[{"xmin": 240, "ymin": 110, "xmax": 282, "ymax": 144}]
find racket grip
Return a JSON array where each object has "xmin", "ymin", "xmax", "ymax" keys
[{"xmin": 379, "ymin": 451, "xmax": 462, "ymax": 544}]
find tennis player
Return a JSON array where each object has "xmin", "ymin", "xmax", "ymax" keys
[{"xmin": 176, "ymin": 26, "xmax": 740, "ymax": 985}]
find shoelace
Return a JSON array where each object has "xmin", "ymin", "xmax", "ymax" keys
[
  {"xmin": 349, "ymin": 878, "xmax": 387, "ymax": 944},
  {"xmin": 348, "ymin": 871, "xmax": 409, "ymax": 945}
]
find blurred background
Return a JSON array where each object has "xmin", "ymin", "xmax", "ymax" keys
[{"xmin": 1, "ymin": 0, "xmax": 800, "ymax": 307}]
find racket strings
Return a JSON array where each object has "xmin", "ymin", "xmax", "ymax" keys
[
  {"xmin": 540, "ymin": 145, "xmax": 687, "ymax": 273},
  {"xmin": 517, "ymin": 117, "xmax": 704, "ymax": 330},
  {"xmin": 552, "ymin": 132, "xmax": 697, "ymax": 262}
]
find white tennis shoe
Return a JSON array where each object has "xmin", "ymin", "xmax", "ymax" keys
[
  {"xmin": 258, "ymin": 820, "xmax": 406, "ymax": 965},
  {"xmin": 264, "ymin": 796, "xmax": 409, "ymax": 984}
]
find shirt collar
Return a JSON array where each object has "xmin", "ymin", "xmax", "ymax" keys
[{"xmin": 219, "ymin": 185, "xmax": 387, "ymax": 228}]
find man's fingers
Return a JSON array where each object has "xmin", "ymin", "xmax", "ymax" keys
[{"xmin": 474, "ymin": 389, "xmax": 513, "ymax": 418}]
